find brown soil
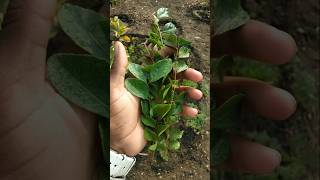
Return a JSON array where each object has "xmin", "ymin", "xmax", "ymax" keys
[{"xmin": 111, "ymin": 0, "xmax": 210, "ymax": 179}]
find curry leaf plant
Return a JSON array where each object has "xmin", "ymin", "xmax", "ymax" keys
[
  {"xmin": 110, "ymin": 8, "xmax": 195, "ymax": 161},
  {"xmin": 211, "ymin": 0, "xmax": 250, "ymax": 166},
  {"xmin": 47, "ymin": 4, "xmax": 108, "ymax": 179},
  {"xmin": 49, "ymin": 4, "xmax": 108, "ymax": 117}
]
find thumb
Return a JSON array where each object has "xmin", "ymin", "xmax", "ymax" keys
[
  {"xmin": 1, "ymin": 0, "xmax": 56, "ymax": 48},
  {"xmin": 110, "ymin": 41, "xmax": 128, "ymax": 88}
]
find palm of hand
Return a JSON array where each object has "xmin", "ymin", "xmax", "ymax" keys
[
  {"xmin": 0, "ymin": 2, "xmax": 99, "ymax": 179},
  {"xmin": 0, "ymin": 42, "xmax": 97, "ymax": 179},
  {"xmin": 0, "ymin": 46, "xmax": 99, "ymax": 179},
  {"xmin": 110, "ymin": 86, "xmax": 146, "ymax": 156}
]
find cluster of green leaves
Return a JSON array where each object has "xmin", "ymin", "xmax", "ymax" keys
[
  {"xmin": 110, "ymin": 8, "xmax": 198, "ymax": 161},
  {"xmin": 211, "ymin": 0, "xmax": 250, "ymax": 166},
  {"xmin": 47, "ymin": 4, "xmax": 108, "ymax": 178},
  {"xmin": 48, "ymin": 4, "xmax": 108, "ymax": 117}
]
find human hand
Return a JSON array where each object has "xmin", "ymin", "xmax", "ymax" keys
[
  {"xmin": 110, "ymin": 41, "xmax": 204, "ymax": 156},
  {"xmin": 0, "ymin": 0, "xmax": 99, "ymax": 179},
  {"xmin": 213, "ymin": 20, "xmax": 297, "ymax": 174}
]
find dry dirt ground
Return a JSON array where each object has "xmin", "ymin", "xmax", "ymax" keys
[{"xmin": 111, "ymin": 0, "xmax": 210, "ymax": 179}]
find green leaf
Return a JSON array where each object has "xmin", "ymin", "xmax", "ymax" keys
[
  {"xmin": 98, "ymin": 117, "xmax": 108, "ymax": 161},
  {"xmin": 162, "ymin": 22, "xmax": 176, "ymax": 34},
  {"xmin": 213, "ymin": 94, "xmax": 245, "ymax": 129},
  {"xmin": 58, "ymin": 4, "xmax": 107, "ymax": 59},
  {"xmin": 151, "ymin": 23, "xmax": 160, "ymax": 35},
  {"xmin": 149, "ymin": 58, "xmax": 172, "ymax": 82},
  {"xmin": 178, "ymin": 46, "xmax": 190, "ymax": 58},
  {"xmin": 181, "ymin": 79, "xmax": 198, "ymax": 88},
  {"xmin": 144, "ymin": 127, "xmax": 156, "ymax": 141},
  {"xmin": 169, "ymin": 128, "xmax": 184, "ymax": 140},
  {"xmin": 151, "ymin": 104, "xmax": 172, "ymax": 119},
  {"xmin": 158, "ymin": 124, "xmax": 170, "ymax": 136},
  {"xmin": 174, "ymin": 91, "xmax": 186, "ymax": 104},
  {"xmin": 173, "ymin": 60, "xmax": 188, "ymax": 73},
  {"xmin": 141, "ymin": 100, "xmax": 150, "ymax": 116},
  {"xmin": 169, "ymin": 141, "xmax": 180, "ymax": 151},
  {"xmin": 177, "ymin": 38, "xmax": 192, "ymax": 47},
  {"xmin": 125, "ymin": 78, "xmax": 149, "ymax": 99},
  {"xmin": 163, "ymin": 33, "xmax": 177, "ymax": 47},
  {"xmin": 165, "ymin": 115, "xmax": 180, "ymax": 124},
  {"xmin": 149, "ymin": 32, "xmax": 163, "ymax": 47},
  {"xmin": 157, "ymin": 139, "xmax": 169, "ymax": 160},
  {"xmin": 141, "ymin": 115, "xmax": 156, "ymax": 128},
  {"xmin": 214, "ymin": 0, "xmax": 250, "ymax": 36},
  {"xmin": 100, "ymin": 20, "xmax": 108, "ymax": 33},
  {"xmin": 160, "ymin": 149, "xmax": 169, "ymax": 161},
  {"xmin": 148, "ymin": 143, "xmax": 157, "ymax": 151},
  {"xmin": 156, "ymin": 8, "xmax": 169, "ymax": 19},
  {"xmin": 163, "ymin": 33, "xmax": 191, "ymax": 48},
  {"xmin": 110, "ymin": 16, "xmax": 128, "ymax": 38},
  {"xmin": 128, "ymin": 62, "xmax": 147, "ymax": 82},
  {"xmin": 159, "ymin": 83, "xmax": 172, "ymax": 100},
  {"xmin": 231, "ymin": 57, "xmax": 281, "ymax": 83},
  {"xmin": 48, "ymin": 54, "xmax": 108, "ymax": 117},
  {"xmin": 212, "ymin": 56, "xmax": 234, "ymax": 83}
]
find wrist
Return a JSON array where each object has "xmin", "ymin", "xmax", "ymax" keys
[{"xmin": 110, "ymin": 123, "xmax": 146, "ymax": 156}]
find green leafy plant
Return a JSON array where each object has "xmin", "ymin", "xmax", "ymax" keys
[
  {"xmin": 47, "ymin": 4, "xmax": 108, "ymax": 179},
  {"xmin": 110, "ymin": 8, "xmax": 202, "ymax": 161},
  {"xmin": 48, "ymin": 4, "xmax": 108, "ymax": 117}
]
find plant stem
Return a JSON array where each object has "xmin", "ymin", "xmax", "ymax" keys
[{"xmin": 157, "ymin": 23, "xmax": 164, "ymax": 45}]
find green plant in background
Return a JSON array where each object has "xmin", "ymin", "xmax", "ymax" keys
[
  {"xmin": 46, "ymin": 4, "xmax": 108, "ymax": 179},
  {"xmin": 181, "ymin": 78, "xmax": 209, "ymax": 133},
  {"xmin": 110, "ymin": 8, "xmax": 205, "ymax": 161}
]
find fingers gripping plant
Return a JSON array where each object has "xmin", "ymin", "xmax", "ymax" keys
[{"xmin": 111, "ymin": 8, "xmax": 196, "ymax": 161}]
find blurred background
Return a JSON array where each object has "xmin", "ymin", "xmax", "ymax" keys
[{"xmin": 221, "ymin": 0, "xmax": 319, "ymax": 179}]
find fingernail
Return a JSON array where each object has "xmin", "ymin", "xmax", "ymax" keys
[
  {"xmin": 280, "ymin": 30, "xmax": 298, "ymax": 53},
  {"xmin": 189, "ymin": 108, "xmax": 199, "ymax": 117},
  {"xmin": 272, "ymin": 149, "xmax": 282, "ymax": 165},
  {"xmin": 275, "ymin": 87, "xmax": 297, "ymax": 119},
  {"xmin": 254, "ymin": 148, "xmax": 282, "ymax": 175},
  {"xmin": 270, "ymin": 27, "xmax": 298, "ymax": 61},
  {"xmin": 114, "ymin": 42, "xmax": 120, "ymax": 59},
  {"xmin": 268, "ymin": 148, "xmax": 282, "ymax": 170}
]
